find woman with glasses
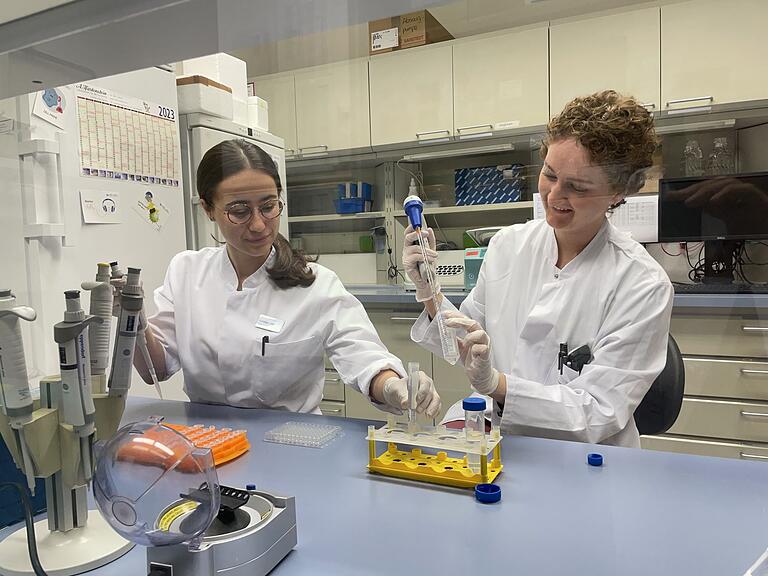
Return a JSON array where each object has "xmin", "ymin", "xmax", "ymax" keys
[
  {"xmin": 135, "ymin": 139, "xmax": 441, "ymax": 417},
  {"xmin": 404, "ymin": 91, "xmax": 673, "ymax": 447}
]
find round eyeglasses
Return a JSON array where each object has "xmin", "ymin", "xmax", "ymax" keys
[{"xmin": 222, "ymin": 199, "xmax": 284, "ymax": 225}]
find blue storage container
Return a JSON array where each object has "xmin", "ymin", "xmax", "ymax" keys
[
  {"xmin": 455, "ymin": 164, "xmax": 524, "ymax": 206},
  {"xmin": 0, "ymin": 437, "xmax": 46, "ymax": 528},
  {"xmin": 334, "ymin": 198, "xmax": 368, "ymax": 214}
]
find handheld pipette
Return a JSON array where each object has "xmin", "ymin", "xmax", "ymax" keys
[
  {"xmin": 53, "ymin": 290, "xmax": 98, "ymax": 481},
  {"xmin": 108, "ymin": 267, "xmax": 143, "ymax": 397},
  {"xmin": 0, "ymin": 290, "xmax": 38, "ymax": 493},
  {"xmin": 110, "ymin": 262, "xmax": 162, "ymax": 397},
  {"xmin": 403, "ymin": 192, "xmax": 460, "ymax": 365},
  {"xmin": 81, "ymin": 262, "xmax": 113, "ymax": 376}
]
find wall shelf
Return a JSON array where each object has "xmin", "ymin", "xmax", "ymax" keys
[
  {"xmin": 394, "ymin": 201, "xmax": 533, "ymax": 228},
  {"xmin": 288, "ymin": 211, "xmax": 386, "ymax": 223}
]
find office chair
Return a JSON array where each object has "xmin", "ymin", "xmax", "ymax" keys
[{"xmin": 634, "ymin": 334, "xmax": 685, "ymax": 436}]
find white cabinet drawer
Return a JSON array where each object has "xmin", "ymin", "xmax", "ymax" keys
[
  {"xmin": 671, "ymin": 315, "xmax": 768, "ymax": 358},
  {"xmin": 319, "ymin": 401, "xmax": 345, "ymax": 418},
  {"xmin": 323, "ymin": 370, "xmax": 345, "ymax": 402},
  {"xmin": 684, "ymin": 357, "xmax": 768, "ymax": 400},
  {"xmin": 668, "ymin": 398, "xmax": 768, "ymax": 443},
  {"xmin": 642, "ymin": 434, "xmax": 768, "ymax": 462}
]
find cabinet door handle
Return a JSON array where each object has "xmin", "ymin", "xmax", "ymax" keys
[
  {"xmin": 285, "ymin": 148, "xmax": 296, "ymax": 155},
  {"xmin": 742, "ymin": 326, "xmax": 768, "ymax": 333},
  {"xmin": 741, "ymin": 369, "xmax": 768, "ymax": 376},
  {"xmin": 740, "ymin": 411, "xmax": 768, "ymax": 419},
  {"xmin": 416, "ymin": 129, "xmax": 450, "ymax": 139},
  {"xmin": 641, "ymin": 102, "xmax": 656, "ymax": 110},
  {"xmin": 740, "ymin": 452, "xmax": 768, "ymax": 461},
  {"xmin": 322, "ymin": 408, "xmax": 343, "ymax": 414},
  {"xmin": 456, "ymin": 124, "xmax": 493, "ymax": 133},
  {"xmin": 390, "ymin": 316, "xmax": 420, "ymax": 322},
  {"xmin": 298, "ymin": 145, "xmax": 328, "ymax": 154},
  {"xmin": 324, "ymin": 377, "xmax": 342, "ymax": 383},
  {"xmin": 665, "ymin": 96, "xmax": 713, "ymax": 107}
]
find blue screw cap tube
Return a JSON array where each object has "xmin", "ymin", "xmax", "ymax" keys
[{"xmin": 403, "ymin": 195, "xmax": 424, "ymax": 229}]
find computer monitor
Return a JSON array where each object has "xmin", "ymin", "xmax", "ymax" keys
[{"xmin": 658, "ymin": 172, "xmax": 768, "ymax": 283}]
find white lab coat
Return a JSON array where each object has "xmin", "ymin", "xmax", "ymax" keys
[
  {"xmin": 148, "ymin": 246, "xmax": 405, "ymax": 413},
  {"xmin": 413, "ymin": 219, "xmax": 673, "ymax": 448}
]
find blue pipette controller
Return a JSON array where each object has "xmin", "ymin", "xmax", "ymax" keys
[{"xmin": 403, "ymin": 195, "xmax": 424, "ymax": 229}]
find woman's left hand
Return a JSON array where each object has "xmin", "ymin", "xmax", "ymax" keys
[{"xmin": 443, "ymin": 311, "xmax": 500, "ymax": 396}]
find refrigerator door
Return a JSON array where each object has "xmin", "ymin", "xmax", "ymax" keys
[
  {"xmin": 3, "ymin": 67, "xmax": 187, "ymax": 392},
  {"xmin": 180, "ymin": 115, "xmax": 287, "ymax": 250}
]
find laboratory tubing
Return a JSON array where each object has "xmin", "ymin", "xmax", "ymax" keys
[
  {"xmin": 464, "ymin": 397, "xmax": 486, "ymax": 473},
  {"xmin": 0, "ymin": 289, "xmax": 38, "ymax": 493},
  {"xmin": 81, "ymin": 262, "xmax": 114, "ymax": 375},
  {"xmin": 108, "ymin": 267, "xmax": 143, "ymax": 396}
]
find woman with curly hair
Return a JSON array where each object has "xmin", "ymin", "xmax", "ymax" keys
[{"xmin": 404, "ymin": 90, "xmax": 673, "ymax": 447}]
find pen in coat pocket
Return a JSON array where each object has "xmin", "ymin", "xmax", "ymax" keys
[{"xmin": 262, "ymin": 335, "xmax": 269, "ymax": 356}]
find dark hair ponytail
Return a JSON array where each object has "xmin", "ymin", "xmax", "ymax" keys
[{"xmin": 196, "ymin": 139, "xmax": 316, "ymax": 289}]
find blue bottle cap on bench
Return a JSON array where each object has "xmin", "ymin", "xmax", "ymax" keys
[
  {"xmin": 587, "ymin": 453, "xmax": 603, "ymax": 467},
  {"xmin": 475, "ymin": 483, "xmax": 501, "ymax": 503},
  {"xmin": 463, "ymin": 397, "xmax": 486, "ymax": 411}
]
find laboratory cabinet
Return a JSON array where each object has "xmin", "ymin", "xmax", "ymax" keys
[
  {"xmin": 252, "ymin": 72, "xmax": 298, "ymax": 156},
  {"xmin": 549, "ymin": 7, "xmax": 660, "ymax": 114},
  {"xmin": 453, "ymin": 26, "xmax": 549, "ymax": 135},
  {"xmin": 643, "ymin": 311, "xmax": 768, "ymax": 460},
  {"xmin": 369, "ymin": 44, "xmax": 454, "ymax": 146},
  {"xmin": 294, "ymin": 59, "xmax": 371, "ymax": 154},
  {"xmin": 661, "ymin": 0, "xmax": 768, "ymax": 111}
]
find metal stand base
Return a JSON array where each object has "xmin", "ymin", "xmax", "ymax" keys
[{"xmin": 0, "ymin": 513, "xmax": 134, "ymax": 576}]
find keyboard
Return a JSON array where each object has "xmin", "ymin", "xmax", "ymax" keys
[{"xmin": 673, "ymin": 282, "xmax": 768, "ymax": 294}]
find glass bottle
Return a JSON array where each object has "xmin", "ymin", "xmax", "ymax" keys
[
  {"xmin": 682, "ymin": 139, "xmax": 704, "ymax": 177},
  {"xmin": 707, "ymin": 137, "xmax": 734, "ymax": 175}
]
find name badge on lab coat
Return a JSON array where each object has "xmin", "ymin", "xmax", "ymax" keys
[{"xmin": 255, "ymin": 314, "xmax": 285, "ymax": 333}]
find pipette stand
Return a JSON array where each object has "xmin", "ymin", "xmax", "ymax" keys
[
  {"xmin": 367, "ymin": 416, "xmax": 503, "ymax": 489},
  {"xmin": 0, "ymin": 374, "xmax": 132, "ymax": 576}
]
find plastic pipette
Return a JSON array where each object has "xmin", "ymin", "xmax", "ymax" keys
[
  {"xmin": 407, "ymin": 362, "xmax": 419, "ymax": 431},
  {"xmin": 403, "ymin": 193, "xmax": 460, "ymax": 365},
  {"xmin": 0, "ymin": 290, "xmax": 38, "ymax": 493}
]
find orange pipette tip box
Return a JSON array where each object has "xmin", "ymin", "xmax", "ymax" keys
[{"xmin": 165, "ymin": 423, "xmax": 251, "ymax": 467}]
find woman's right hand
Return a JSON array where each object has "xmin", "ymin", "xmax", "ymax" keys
[{"xmin": 402, "ymin": 225, "xmax": 440, "ymax": 303}]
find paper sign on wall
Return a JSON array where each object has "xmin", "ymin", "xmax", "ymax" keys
[
  {"xmin": 32, "ymin": 88, "xmax": 68, "ymax": 130},
  {"xmin": 80, "ymin": 190, "xmax": 121, "ymax": 224},
  {"xmin": 533, "ymin": 193, "xmax": 659, "ymax": 242}
]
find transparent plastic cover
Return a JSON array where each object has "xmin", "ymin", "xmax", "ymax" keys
[{"xmin": 93, "ymin": 418, "xmax": 221, "ymax": 547}]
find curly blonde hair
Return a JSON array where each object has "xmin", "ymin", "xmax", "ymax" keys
[{"xmin": 541, "ymin": 90, "xmax": 658, "ymax": 198}]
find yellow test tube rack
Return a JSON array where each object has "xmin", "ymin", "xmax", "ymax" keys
[{"xmin": 366, "ymin": 423, "xmax": 503, "ymax": 489}]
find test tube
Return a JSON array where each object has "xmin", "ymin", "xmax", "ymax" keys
[
  {"xmin": 463, "ymin": 397, "xmax": 486, "ymax": 473},
  {"xmin": 407, "ymin": 362, "xmax": 419, "ymax": 433}
]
